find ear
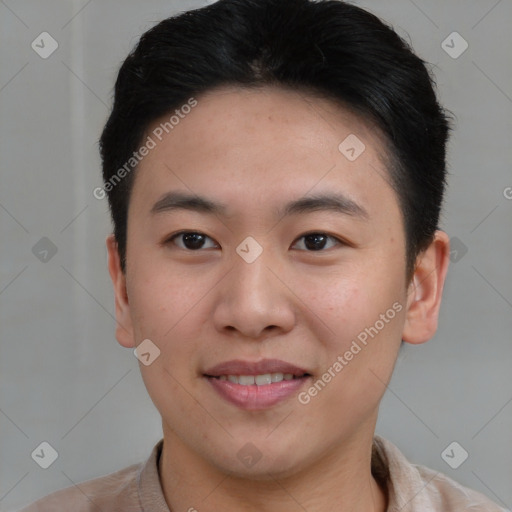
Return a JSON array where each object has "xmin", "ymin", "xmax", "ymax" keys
[
  {"xmin": 106, "ymin": 234, "xmax": 135, "ymax": 348},
  {"xmin": 402, "ymin": 230, "xmax": 450, "ymax": 345}
]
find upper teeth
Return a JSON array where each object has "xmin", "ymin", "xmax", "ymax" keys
[{"xmin": 217, "ymin": 373, "xmax": 296, "ymax": 385}]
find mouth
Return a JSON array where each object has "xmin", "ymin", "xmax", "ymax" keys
[
  {"xmin": 207, "ymin": 372, "xmax": 309, "ymax": 385},
  {"xmin": 203, "ymin": 359, "xmax": 312, "ymax": 410}
]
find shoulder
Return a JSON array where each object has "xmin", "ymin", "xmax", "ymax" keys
[
  {"xmin": 16, "ymin": 462, "xmax": 142, "ymax": 512},
  {"xmin": 372, "ymin": 435, "xmax": 508, "ymax": 512},
  {"xmin": 413, "ymin": 462, "xmax": 507, "ymax": 511}
]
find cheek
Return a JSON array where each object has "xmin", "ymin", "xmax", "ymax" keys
[
  {"xmin": 300, "ymin": 277, "xmax": 404, "ymax": 436},
  {"xmin": 128, "ymin": 265, "xmax": 209, "ymax": 408},
  {"xmin": 302, "ymin": 258, "xmax": 406, "ymax": 393},
  {"xmin": 307, "ymin": 263, "xmax": 402, "ymax": 333},
  {"xmin": 127, "ymin": 240, "xmax": 200, "ymax": 315},
  {"xmin": 130, "ymin": 279, "xmax": 204, "ymax": 343},
  {"xmin": 126, "ymin": 251, "xmax": 227, "ymax": 377}
]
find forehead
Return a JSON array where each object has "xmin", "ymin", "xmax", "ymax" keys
[
  {"xmin": 131, "ymin": 85, "xmax": 398, "ymax": 223},
  {"xmin": 164, "ymin": 84, "xmax": 385, "ymax": 157}
]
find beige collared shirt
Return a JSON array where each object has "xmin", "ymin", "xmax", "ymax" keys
[{"xmin": 17, "ymin": 435, "xmax": 507, "ymax": 511}]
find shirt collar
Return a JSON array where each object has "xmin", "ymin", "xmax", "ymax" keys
[
  {"xmin": 137, "ymin": 435, "xmax": 435, "ymax": 512},
  {"xmin": 137, "ymin": 438, "xmax": 170, "ymax": 511}
]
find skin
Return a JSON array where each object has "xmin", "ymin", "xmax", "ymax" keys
[{"xmin": 107, "ymin": 85, "xmax": 450, "ymax": 512}]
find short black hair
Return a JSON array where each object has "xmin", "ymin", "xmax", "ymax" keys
[{"xmin": 99, "ymin": 0, "xmax": 451, "ymax": 280}]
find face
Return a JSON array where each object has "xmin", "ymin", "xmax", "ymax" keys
[{"xmin": 107, "ymin": 85, "xmax": 448, "ymax": 479}]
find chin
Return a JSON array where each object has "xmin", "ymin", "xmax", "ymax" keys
[
  {"xmin": 207, "ymin": 437, "xmax": 311, "ymax": 481},
  {"xmin": 221, "ymin": 457, "xmax": 306, "ymax": 481}
]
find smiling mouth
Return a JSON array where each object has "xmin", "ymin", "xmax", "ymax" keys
[
  {"xmin": 206, "ymin": 373, "xmax": 310, "ymax": 385},
  {"xmin": 202, "ymin": 358, "xmax": 312, "ymax": 408},
  {"xmin": 203, "ymin": 359, "xmax": 313, "ymax": 409}
]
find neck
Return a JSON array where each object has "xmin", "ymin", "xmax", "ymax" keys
[{"xmin": 158, "ymin": 425, "xmax": 388, "ymax": 512}]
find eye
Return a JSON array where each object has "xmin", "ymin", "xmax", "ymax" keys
[
  {"xmin": 291, "ymin": 232, "xmax": 342, "ymax": 251},
  {"xmin": 165, "ymin": 231, "xmax": 344, "ymax": 252},
  {"xmin": 166, "ymin": 231, "xmax": 219, "ymax": 251}
]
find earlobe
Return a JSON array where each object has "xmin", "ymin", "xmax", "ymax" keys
[
  {"xmin": 402, "ymin": 230, "xmax": 450, "ymax": 345},
  {"xmin": 106, "ymin": 234, "xmax": 136, "ymax": 348}
]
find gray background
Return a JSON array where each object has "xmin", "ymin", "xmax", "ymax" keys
[{"xmin": 1, "ymin": 0, "xmax": 511, "ymax": 510}]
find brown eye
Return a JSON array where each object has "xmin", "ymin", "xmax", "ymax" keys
[
  {"xmin": 168, "ymin": 231, "xmax": 218, "ymax": 250},
  {"xmin": 292, "ymin": 233, "xmax": 341, "ymax": 251}
]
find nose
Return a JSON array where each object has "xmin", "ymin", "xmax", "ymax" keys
[{"xmin": 212, "ymin": 250, "xmax": 296, "ymax": 340}]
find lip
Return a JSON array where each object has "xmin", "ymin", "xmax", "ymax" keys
[
  {"xmin": 203, "ymin": 358, "xmax": 311, "ymax": 410},
  {"xmin": 203, "ymin": 358, "xmax": 309, "ymax": 377}
]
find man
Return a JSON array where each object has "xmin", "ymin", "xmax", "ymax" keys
[{"xmin": 18, "ymin": 0, "xmax": 506, "ymax": 510}]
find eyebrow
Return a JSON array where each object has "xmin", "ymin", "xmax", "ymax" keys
[{"xmin": 150, "ymin": 191, "xmax": 369, "ymax": 220}]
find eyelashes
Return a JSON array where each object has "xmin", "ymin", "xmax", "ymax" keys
[
  {"xmin": 165, "ymin": 230, "xmax": 345, "ymax": 252},
  {"xmin": 167, "ymin": 231, "xmax": 219, "ymax": 250}
]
